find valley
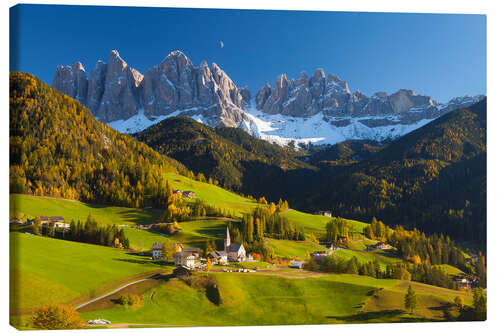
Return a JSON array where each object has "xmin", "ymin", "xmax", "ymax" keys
[{"xmin": 9, "ymin": 69, "xmax": 486, "ymax": 329}]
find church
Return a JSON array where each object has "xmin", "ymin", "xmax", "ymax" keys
[{"xmin": 224, "ymin": 227, "xmax": 247, "ymax": 262}]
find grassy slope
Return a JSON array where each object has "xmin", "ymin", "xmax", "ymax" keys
[
  {"xmin": 168, "ymin": 219, "xmax": 228, "ymax": 248},
  {"xmin": 265, "ymin": 239, "xmax": 326, "ymax": 259},
  {"xmin": 80, "ymin": 273, "xmax": 386, "ymax": 325},
  {"xmin": 164, "ymin": 173, "xmax": 259, "ymax": 216},
  {"xmin": 433, "ymin": 264, "xmax": 465, "ymax": 276},
  {"xmin": 333, "ymin": 248, "xmax": 403, "ymax": 268},
  {"xmin": 80, "ymin": 272, "xmax": 471, "ymax": 325},
  {"xmin": 10, "ymin": 232, "xmax": 166, "ymax": 312},
  {"xmin": 123, "ymin": 227, "xmax": 171, "ymax": 252},
  {"xmin": 10, "ymin": 194, "xmax": 162, "ymax": 225},
  {"xmin": 362, "ymin": 279, "xmax": 473, "ymax": 322},
  {"xmin": 165, "ymin": 172, "xmax": 369, "ymax": 237}
]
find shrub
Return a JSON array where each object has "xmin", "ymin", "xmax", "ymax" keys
[
  {"xmin": 118, "ymin": 293, "xmax": 143, "ymax": 306},
  {"xmin": 31, "ymin": 304, "xmax": 85, "ymax": 330}
]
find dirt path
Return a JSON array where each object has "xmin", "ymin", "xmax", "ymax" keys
[
  {"xmin": 75, "ymin": 273, "xmax": 168, "ymax": 310},
  {"xmin": 75, "ymin": 278, "xmax": 151, "ymax": 310}
]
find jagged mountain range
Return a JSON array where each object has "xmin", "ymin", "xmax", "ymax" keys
[
  {"xmin": 52, "ymin": 50, "xmax": 484, "ymax": 145},
  {"xmin": 53, "ymin": 50, "xmax": 250, "ymax": 127}
]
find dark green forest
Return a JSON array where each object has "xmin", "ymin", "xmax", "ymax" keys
[{"xmin": 297, "ymin": 99, "xmax": 486, "ymax": 245}]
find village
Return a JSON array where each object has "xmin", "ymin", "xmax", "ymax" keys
[{"xmin": 9, "ymin": 209, "xmax": 482, "ymax": 291}]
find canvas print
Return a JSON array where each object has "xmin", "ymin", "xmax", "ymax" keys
[{"xmin": 9, "ymin": 4, "xmax": 486, "ymax": 330}]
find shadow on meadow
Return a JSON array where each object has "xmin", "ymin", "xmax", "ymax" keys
[{"xmin": 325, "ymin": 309, "xmax": 428, "ymax": 323}]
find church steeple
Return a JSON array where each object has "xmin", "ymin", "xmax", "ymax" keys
[{"xmin": 225, "ymin": 226, "xmax": 231, "ymax": 251}]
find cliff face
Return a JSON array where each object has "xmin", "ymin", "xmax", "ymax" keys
[
  {"xmin": 253, "ymin": 69, "xmax": 479, "ymax": 127},
  {"xmin": 53, "ymin": 50, "xmax": 249, "ymax": 126}
]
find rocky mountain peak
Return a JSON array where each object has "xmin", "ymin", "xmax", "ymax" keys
[
  {"xmin": 313, "ymin": 68, "xmax": 325, "ymax": 79},
  {"xmin": 53, "ymin": 50, "xmax": 250, "ymax": 129},
  {"xmin": 52, "ymin": 62, "xmax": 88, "ymax": 105}
]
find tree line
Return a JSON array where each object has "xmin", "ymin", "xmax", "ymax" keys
[{"xmin": 66, "ymin": 215, "xmax": 130, "ymax": 248}]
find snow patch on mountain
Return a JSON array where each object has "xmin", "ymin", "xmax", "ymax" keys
[
  {"xmin": 240, "ymin": 106, "xmax": 435, "ymax": 146},
  {"xmin": 107, "ymin": 108, "xmax": 213, "ymax": 134}
]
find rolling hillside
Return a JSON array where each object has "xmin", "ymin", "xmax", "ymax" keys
[
  {"xmin": 135, "ymin": 116, "xmax": 313, "ymax": 196},
  {"xmin": 79, "ymin": 272, "xmax": 472, "ymax": 326},
  {"xmin": 10, "ymin": 233, "xmax": 167, "ymax": 313}
]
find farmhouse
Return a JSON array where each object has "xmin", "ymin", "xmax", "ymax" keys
[
  {"xmin": 182, "ymin": 247, "xmax": 201, "ymax": 258},
  {"xmin": 368, "ymin": 242, "xmax": 391, "ymax": 250},
  {"xmin": 208, "ymin": 251, "xmax": 228, "ymax": 265},
  {"xmin": 173, "ymin": 189, "xmax": 196, "ymax": 199},
  {"xmin": 182, "ymin": 191, "xmax": 196, "ymax": 199},
  {"xmin": 315, "ymin": 210, "xmax": 332, "ymax": 217},
  {"xmin": 173, "ymin": 251, "xmax": 196, "ymax": 268},
  {"xmin": 224, "ymin": 227, "xmax": 248, "ymax": 262},
  {"xmin": 452, "ymin": 275, "xmax": 471, "ymax": 290},
  {"xmin": 151, "ymin": 242, "xmax": 165, "ymax": 260}
]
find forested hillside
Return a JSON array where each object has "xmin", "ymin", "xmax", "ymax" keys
[
  {"xmin": 296, "ymin": 99, "xmax": 486, "ymax": 245},
  {"xmin": 9, "ymin": 72, "xmax": 186, "ymax": 208},
  {"xmin": 305, "ymin": 140, "xmax": 385, "ymax": 166},
  {"xmin": 135, "ymin": 116, "xmax": 313, "ymax": 193}
]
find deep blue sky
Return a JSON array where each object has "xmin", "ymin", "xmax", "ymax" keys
[{"xmin": 10, "ymin": 4, "xmax": 486, "ymax": 102}]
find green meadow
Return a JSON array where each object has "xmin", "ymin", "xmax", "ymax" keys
[
  {"xmin": 164, "ymin": 173, "xmax": 259, "ymax": 215},
  {"xmin": 79, "ymin": 272, "xmax": 471, "ymax": 326},
  {"xmin": 265, "ymin": 238, "xmax": 327, "ymax": 259},
  {"xmin": 280, "ymin": 209, "xmax": 368, "ymax": 236},
  {"xmin": 433, "ymin": 264, "xmax": 465, "ymax": 276},
  {"xmin": 10, "ymin": 194, "xmax": 162, "ymax": 225},
  {"xmin": 10, "ymin": 232, "xmax": 166, "ymax": 312},
  {"xmin": 333, "ymin": 248, "xmax": 403, "ymax": 268}
]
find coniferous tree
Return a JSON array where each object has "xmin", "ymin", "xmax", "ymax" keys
[{"xmin": 404, "ymin": 285, "xmax": 417, "ymax": 313}]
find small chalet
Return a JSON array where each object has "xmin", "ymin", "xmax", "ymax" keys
[
  {"xmin": 151, "ymin": 242, "xmax": 165, "ymax": 260},
  {"xmin": 173, "ymin": 189, "xmax": 196, "ymax": 199},
  {"xmin": 311, "ymin": 250, "xmax": 333, "ymax": 263},
  {"xmin": 315, "ymin": 210, "xmax": 332, "ymax": 217},
  {"xmin": 182, "ymin": 191, "xmax": 195, "ymax": 199},
  {"xmin": 453, "ymin": 275, "xmax": 471, "ymax": 290},
  {"xmin": 208, "ymin": 251, "xmax": 228, "ymax": 265},
  {"xmin": 368, "ymin": 242, "xmax": 391, "ymax": 250}
]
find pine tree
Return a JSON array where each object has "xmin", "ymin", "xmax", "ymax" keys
[{"xmin": 404, "ymin": 285, "xmax": 417, "ymax": 313}]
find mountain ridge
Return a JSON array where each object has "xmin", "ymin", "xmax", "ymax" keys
[{"xmin": 52, "ymin": 50, "xmax": 484, "ymax": 146}]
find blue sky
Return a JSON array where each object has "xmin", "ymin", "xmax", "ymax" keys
[{"xmin": 10, "ymin": 4, "xmax": 486, "ymax": 102}]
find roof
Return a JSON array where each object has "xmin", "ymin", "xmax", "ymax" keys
[
  {"xmin": 174, "ymin": 251, "xmax": 196, "ymax": 259},
  {"xmin": 227, "ymin": 243, "xmax": 244, "ymax": 253},
  {"xmin": 209, "ymin": 251, "xmax": 227, "ymax": 258}
]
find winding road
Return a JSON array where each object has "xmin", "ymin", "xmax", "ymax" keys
[{"xmin": 75, "ymin": 276, "xmax": 155, "ymax": 310}]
